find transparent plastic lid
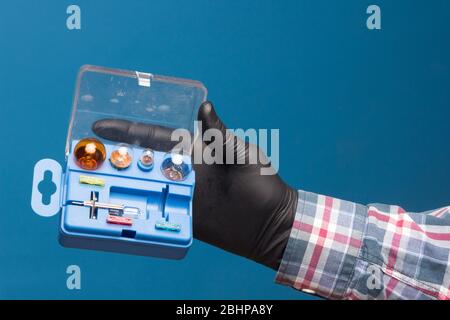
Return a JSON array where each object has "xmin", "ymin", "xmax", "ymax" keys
[{"xmin": 66, "ymin": 65, "xmax": 207, "ymax": 156}]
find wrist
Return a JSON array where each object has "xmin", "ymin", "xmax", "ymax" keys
[{"xmin": 252, "ymin": 186, "xmax": 298, "ymax": 270}]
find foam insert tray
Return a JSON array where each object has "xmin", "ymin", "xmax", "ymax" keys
[{"xmin": 59, "ymin": 140, "xmax": 194, "ymax": 259}]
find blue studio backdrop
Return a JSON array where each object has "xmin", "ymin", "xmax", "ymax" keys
[{"xmin": 0, "ymin": 0, "xmax": 449, "ymax": 299}]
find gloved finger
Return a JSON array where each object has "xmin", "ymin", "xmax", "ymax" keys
[
  {"xmin": 93, "ymin": 101, "xmax": 223, "ymax": 150},
  {"xmin": 198, "ymin": 101, "xmax": 248, "ymax": 164},
  {"xmin": 198, "ymin": 101, "xmax": 228, "ymax": 140},
  {"xmin": 92, "ymin": 118, "xmax": 179, "ymax": 152}
]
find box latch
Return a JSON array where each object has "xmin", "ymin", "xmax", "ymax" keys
[{"xmin": 136, "ymin": 71, "xmax": 153, "ymax": 87}]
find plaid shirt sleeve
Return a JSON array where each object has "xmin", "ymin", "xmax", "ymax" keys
[{"xmin": 275, "ymin": 190, "xmax": 450, "ymax": 300}]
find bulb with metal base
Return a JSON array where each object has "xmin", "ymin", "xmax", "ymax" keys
[
  {"xmin": 138, "ymin": 149, "xmax": 154, "ymax": 171},
  {"xmin": 73, "ymin": 138, "xmax": 106, "ymax": 170},
  {"xmin": 110, "ymin": 144, "xmax": 133, "ymax": 170},
  {"xmin": 161, "ymin": 153, "xmax": 191, "ymax": 181}
]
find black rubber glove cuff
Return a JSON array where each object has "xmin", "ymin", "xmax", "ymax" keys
[{"xmin": 251, "ymin": 186, "xmax": 298, "ymax": 270}]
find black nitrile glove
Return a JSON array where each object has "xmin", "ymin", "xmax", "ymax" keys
[{"xmin": 93, "ymin": 101, "xmax": 298, "ymax": 270}]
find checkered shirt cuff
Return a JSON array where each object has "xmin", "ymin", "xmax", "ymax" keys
[{"xmin": 275, "ymin": 190, "xmax": 367, "ymax": 299}]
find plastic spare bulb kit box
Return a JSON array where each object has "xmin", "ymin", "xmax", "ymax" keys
[{"xmin": 31, "ymin": 65, "xmax": 207, "ymax": 259}]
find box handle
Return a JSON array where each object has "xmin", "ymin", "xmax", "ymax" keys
[{"xmin": 31, "ymin": 159, "xmax": 63, "ymax": 217}]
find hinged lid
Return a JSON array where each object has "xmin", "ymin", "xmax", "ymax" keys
[{"xmin": 66, "ymin": 65, "xmax": 207, "ymax": 157}]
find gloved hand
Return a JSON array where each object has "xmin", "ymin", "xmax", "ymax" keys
[{"xmin": 93, "ymin": 101, "xmax": 298, "ymax": 270}]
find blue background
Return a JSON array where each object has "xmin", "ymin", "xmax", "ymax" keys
[{"xmin": 0, "ymin": 0, "xmax": 448, "ymax": 299}]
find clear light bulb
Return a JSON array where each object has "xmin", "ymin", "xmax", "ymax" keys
[
  {"xmin": 109, "ymin": 144, "xmax": 133, "ymax": 170},
  {"xmin": 161, "ymin": 152, "xmax": 191, "ymax": 181},
  {"xmin": 138, "ymin": 148, "xmax": 154, "ymax": 171}
]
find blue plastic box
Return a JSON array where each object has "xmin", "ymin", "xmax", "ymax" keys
[{"xmin": 31, "ymin": 65, "xmax": 207, "ymax": 259}]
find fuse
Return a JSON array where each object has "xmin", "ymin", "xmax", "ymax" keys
[
  {"xmin": 73, "ymin": 138, "xmax": 106, "ymax": 170},
  {"xmin": 106, "ymin": 215, "xmax": 133, "ymax": 226},
  {"xmin": 155, "ymin": 220, "xmax": 181, "ymax": 232},
  {"xmin": 79, "ymin": 175, "xmax": 105, "ymax": 187}
]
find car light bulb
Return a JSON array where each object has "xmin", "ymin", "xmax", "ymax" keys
[
  {"xmin": 161, "ymin": 153, "xmax": 191, "ymax": 181},
  {"xmin": 110, "ymin": 144, "xmax": 133, "ymax": 170},
  {"xmin": 138, "ymin": 149, "xmax": 154, "ymax": 171},
  {"xmin": 73, "ymin": 138, "xmax": 106, "ymax": 170}
]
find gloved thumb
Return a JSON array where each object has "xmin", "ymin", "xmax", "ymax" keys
[
  {"xmin": 197, "ymin": 101, "xmax": 228, "ymax": 141},
  {"xmin": 197, "ymin": 101, "xmax": 248, "ymax": 164}
]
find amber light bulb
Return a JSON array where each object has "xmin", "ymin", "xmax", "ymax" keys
[
  {"xmin": 109, "ymin": 144, "xmax": 133, "ymax": 170},
  {"xmin": 73, "ymin": 138, "xmax": 106, "ymax": 170}
]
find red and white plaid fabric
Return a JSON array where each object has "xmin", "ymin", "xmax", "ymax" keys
[{"xmin": 276, "ymin": 190, "xmax": 450, "ymax": 300}]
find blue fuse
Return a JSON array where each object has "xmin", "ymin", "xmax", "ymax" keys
[{"xmin": 155, "ymin": 220, "xmax": 182, "ymax": 232}]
